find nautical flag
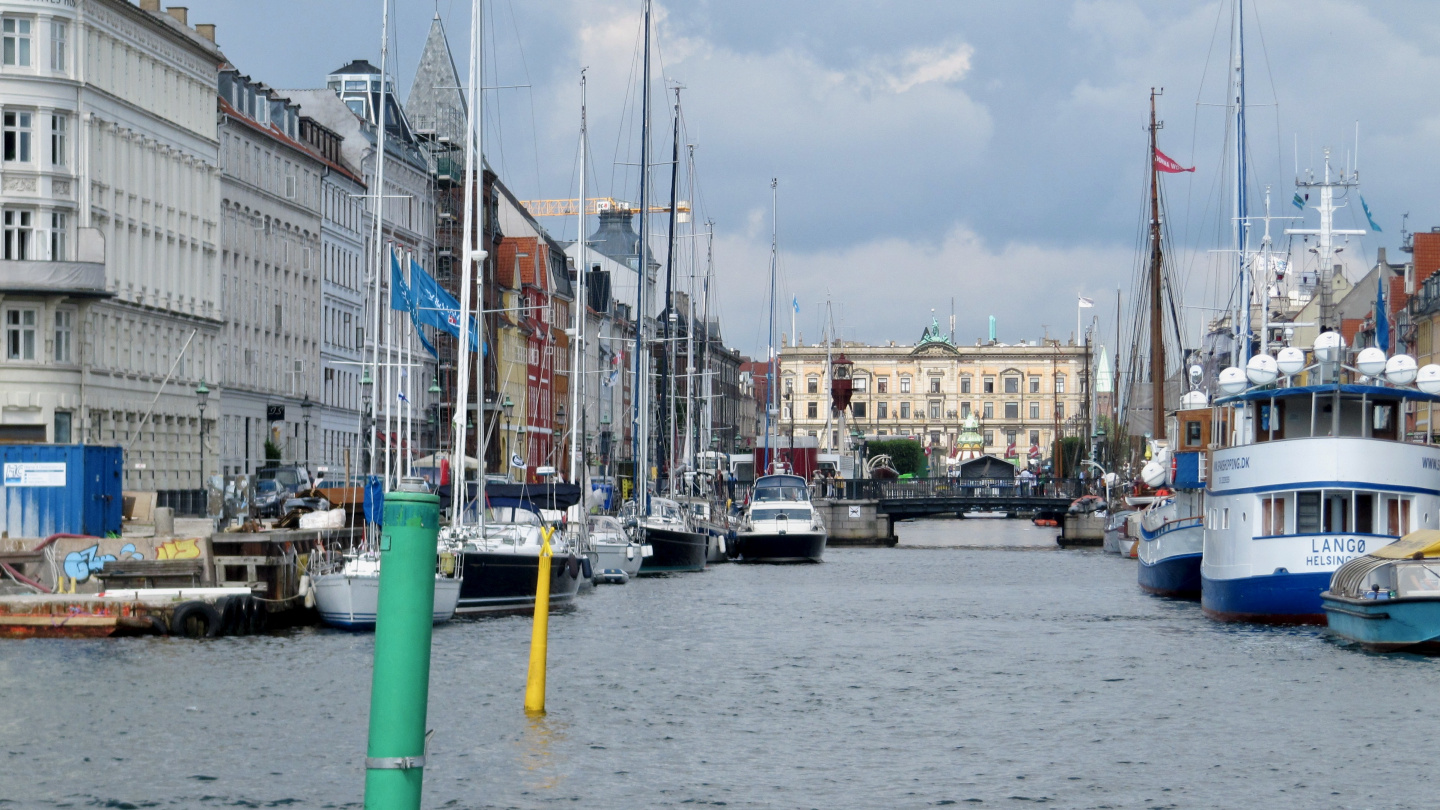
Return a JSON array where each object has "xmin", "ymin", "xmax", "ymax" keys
[
  {"xmin": 389, "ymin": 249, "xmax": 411, "ymax": 312},
  {"xmin": 1361, "ymin": 196, "xmax": 1383, "ymax": 232},
  {"xmin": 410, "ymin": 260, "xmax": 482, "ymax": 354},
  {"xmin": 1153, "ymin": 148, "xmax": 1194, "ymax": 173},
  {"xmin": 1376, "ymin": 269, "xmax": 1390, "ymax": 352},
  {"xmin": 1292, "ymin": 192, "xmax": 1306, "ymax": 210},
  {"xmin": 398, "ymin": 390, "xmax": 409, "ymax": 403},
  {"xmin": 1078, "ymin": 296, "xmax": 1095, "ymax": 308},
  {"xmin": 510, "ymin": 452, "xmax": 527, "ymax": 470},
  {"xmin": 792, "ymin": 296, "xmax": 800, "ymax": 314}
]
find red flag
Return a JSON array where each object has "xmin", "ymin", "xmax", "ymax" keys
[{"xmin": 1154, "ymin": 148, "xmax": 1194, "ymax": 173}]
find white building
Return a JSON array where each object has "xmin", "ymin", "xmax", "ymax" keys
[
  {"xmin": 215, "ymin": 68, "xmax": 324, "ymax": 477},
  {"xmin": 0, "ymin": 0, "xmax": 223, "ymax": 496}
]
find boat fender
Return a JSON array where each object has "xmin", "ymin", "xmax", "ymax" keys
[
  {"xmin": 304, "ymin": 588, "xmax": 316, "ymax": 609},
  {"xmin": 566, "ymin": 555, "xmax": 582, "ymax": 579},
  {"xmin": 144, "ymin": 614, "xmax": 168, "ymax": 636},
  {"xmin": 580, "ymin": 556, "xmax": 593, "ymax": 579},
  {"xmin": 626, "ymin": 545, "xmax": 635, "ymax": 560},
  {"xmin": 171, "ymin": 601, "xmax": 223, "ymax": 639},
  {"xmin": 297, "ymin": 574, "xmax": 312, "ymax": 598}
]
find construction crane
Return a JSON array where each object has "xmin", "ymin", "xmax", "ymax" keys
[{"xmin": 519, "ymin": 197, "xmax": 691, "ymax": 218}]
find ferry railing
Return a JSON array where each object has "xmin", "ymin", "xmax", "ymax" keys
[{"xmin": 825, "ymin": 477, "xmax": 1085, "ymax": 501}]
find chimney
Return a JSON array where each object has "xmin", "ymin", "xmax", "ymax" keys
[
  {"xmin": 195, "ymin": 23, "xmax": 215, "ymax": 42},
  {"xmin": 138, "ymin": 0, "xmax": 159, "ymax": 10},
  {"xmin": 1377, "ymin": 246, "xmax": 1387, "ymax": 268},
  {"xmin": 166, "ymin": 6, "xmax": 188, "ymax": 25}
]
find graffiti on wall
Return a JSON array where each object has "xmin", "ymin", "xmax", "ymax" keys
[
  {"xmin": 62, "ymin": 544, "xmax": 143, "ymax": 584},
  {"xmin": 155, "ymin": 538, "xmax": 201, "ymax": 560}
]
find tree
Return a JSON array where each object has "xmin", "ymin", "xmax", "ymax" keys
[
  {"xmin": 866, "ymin": 438, "xmax": 925, "ymax": 476},
  {"xmin": 264, "ymin": 439, "xmax": 282, "ymax": 462}
]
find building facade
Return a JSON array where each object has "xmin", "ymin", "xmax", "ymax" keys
[
  {"xmin": 778, "ymin": 321, "xmax": 1087, "ymax": 467},
  {"xmin": 0, "ymin": 0, "xmax": 224, "ymax": 495}
]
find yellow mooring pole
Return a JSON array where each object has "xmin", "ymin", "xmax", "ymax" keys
[{"xmin": 524, "ymin": 526, "xmax": 554, "ymax": 715}]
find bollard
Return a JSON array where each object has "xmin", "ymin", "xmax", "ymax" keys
[
  {"xmin": 363, "ymin": 482, "xmax": 440, "ymax": 810},
  {"xmin": 524, "ymin": 526, "xmax": 555, "ymax": 715}
]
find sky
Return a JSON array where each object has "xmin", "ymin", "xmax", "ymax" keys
[{"xmin": 178, "ymin": 0, "xmax": 1440, "ymax": 357}]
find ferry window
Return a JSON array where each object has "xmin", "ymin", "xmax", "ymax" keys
[
  {"xmin": 1296, "ymin": 491, "xmax": 1322, "ymax": 533},
  {"xmin": 1323, "ymin": 492, "xmax": 1351, "ymax": 533},
  {"xmin": 1260, "ymin": 496, "xmax": 1287, "ymax": 536},
  {"xmin": 1387, "ymin": 497, "xmax": 1412, "ymax": 536},
  {"xmin": 1186, "ymin": 421, "xmax": 1202, "ymax": 447},
  {"xmin": 1222, "ymin": 508, "xmax": 1229, "ymax": 530},
  {"xmin": 1397, "ymin": 564, "xmax": 1440, "ymax": 597},
  {"xmin": 1355, "ymin": 493, "xmax": 1375, "ymax": 534},
  {"xmin": 1373, "ymin": 403, "xmax": 1397, "ymax": 440}
]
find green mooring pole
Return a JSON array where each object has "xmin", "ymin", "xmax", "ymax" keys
[{"xmin": 363, "ymin": 482, "xmax": 440, "ymax": 809}]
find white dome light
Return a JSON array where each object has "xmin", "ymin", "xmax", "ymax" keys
[
  {"xmin": 1276, "ymin": 346, "xmax": 1306, "ymax": 375},
  {"xmin": 1314, "ymin": 331, "xmax": 1345, "ymax": 363},
  {"xmin": 1140, "ymin": 460, "xmax": 1167, "ymax": 488},
  {"xmin": 1218, "ymin": 366, "xmax": 1248, "ymax": 395},
  {"xmin": 1245, "ymin": 354, "xmax": 1279, "ymax": 386},
  {"xmin": 1180, "ymin": 390, "xmax": 1210, "ymax": 409},
  {"xmin": 1417, "ymin": 364, "xmax": 1440, "ymax": 395},
  {"xmin": 1356, "ymin": 347, "xmax": 1388, "ymax": 377},
  {"xmin": 1386, "ymin": 354, "xmax": 1419, "ymax": 385}
]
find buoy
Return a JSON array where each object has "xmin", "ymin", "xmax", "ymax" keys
[{"xmin": 524, "ymin": 526, "xmax": 554, "ymax": 715}]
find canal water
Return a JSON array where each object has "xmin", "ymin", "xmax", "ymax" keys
[{"xmin": 3, "ymin": 518, "xmax": 1438, "ymax": 809}]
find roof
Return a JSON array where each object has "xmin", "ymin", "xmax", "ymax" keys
[
  {"xmin": 332, "ymin": 60, "xmax": 381, "ymax": 75},
  {"xmin": 1372, "ymin": 530, "xmax": 1440, "ymax": 560},
  {"xmin": 1215, "ymin": 382, "xmax": 1440, "ymax": 405}
]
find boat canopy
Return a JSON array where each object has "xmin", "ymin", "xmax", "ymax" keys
[
  {"xmin": 1371, "ymin": 530, "xmax": 1440, "ymax": 560},
  {"xmin": 472, "ymin": 482, "xmax": 583, "ymax": 511},
  {"xmin": 1215, "ymin": 383, "xmax": 1440, "ymax": 406}
]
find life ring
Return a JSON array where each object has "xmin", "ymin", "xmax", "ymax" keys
[{"xmin": 170, "ymin": 601, "xmax": 222, "ymax": 639}]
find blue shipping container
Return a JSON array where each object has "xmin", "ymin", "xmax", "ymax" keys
[{"xmin": 0, "ymin": 445, "xmax": 122, "ymax": 539}]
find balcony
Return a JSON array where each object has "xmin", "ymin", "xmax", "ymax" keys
[{"xmin": 0, "ymin": 260, "xmax": 109, "ymax": 298}]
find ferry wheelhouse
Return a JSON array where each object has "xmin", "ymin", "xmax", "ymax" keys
[{"xmin": 1202, "ymin": 340, "xmax": 1440, "ymax": 623}]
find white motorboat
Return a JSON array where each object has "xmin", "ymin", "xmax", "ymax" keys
[{"xmin": 587, "ymin": 515, "xmax": 646, "ymax": 584}]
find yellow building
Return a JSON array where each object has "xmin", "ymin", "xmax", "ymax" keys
[{"xmin": 777, "ymin": 319, "xmax": 1088, "ymax": 466}]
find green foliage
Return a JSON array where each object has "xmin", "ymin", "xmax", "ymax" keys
[
  {"xmin": 264, "ymin": 440, "xmax": 282, "ymax": 461},
  {"xmin": 1060, "ymin": 436, "xmax": 1087, "ymax": 477},
  {"xmin": 867, "ymin": 438, "xmax": 925, "ymax": 476}
]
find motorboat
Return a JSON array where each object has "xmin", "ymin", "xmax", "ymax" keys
[
  {"xmin": 313, "ymin": 549, "xmax": 462, "ymax": 629},
  {"xmin": 732, "ymin": 474, "xmax": 827, "ymax": 563},
  {"xmin": 1102, "ymin": 510, "xmax": 1137, "ymax": 555},
  {"xmin": 1322, "ymin": 531, "xmax": 1440, "ymax": 652},
  {"xmin": 587, "ymin": 514, "xmax": 647, "ymax": 584}
]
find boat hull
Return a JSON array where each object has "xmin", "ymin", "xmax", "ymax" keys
[
  {"xmin": 455, "ymin": 550, "xmax": 583, "ymax": 614},
  {"xmin": 1322, "ymin": 594, "xmax": 1440, "ymax": 652},
  {"xmin": 1201, "ymin": 570, "xmax": 1331, "ymax": 624},
  {"xmin": 733, "ymin": 530, "xmax": 826, "ymax": 563},
  {"xmin": 1138, "ymin": 552, "xmax": 1202, "ymax": 598},
  {"xmin": 315, "ymin": 574, "xmax": 461, "ymax": 629},
  {"xmin": 594, "ymin": 540, "xmax": 645, "ymax": 583},
  {"xmin": 638, "ymin": 527, "xmax": 708, "ymax": 574}
]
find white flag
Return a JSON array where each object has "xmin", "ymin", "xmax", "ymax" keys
[{"xmin": 1078, "ymin": 296, "xmax": 1095, "ymax": 307}]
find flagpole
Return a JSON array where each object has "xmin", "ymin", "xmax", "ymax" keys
[
  {"xmin": 384, "ymin": 244, "xmax": 394, "ymax": 488},
  {"xmin": 405, "ymin": 251, "xmax": 415, "ymax": 479}
]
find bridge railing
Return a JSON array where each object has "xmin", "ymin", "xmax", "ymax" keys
[{"xmin": 824, "ymin": 477, "xmax": 1086, "ymax": 501}]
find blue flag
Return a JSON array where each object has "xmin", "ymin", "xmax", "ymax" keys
[
  {"xmin": 792, "ymin": 296, "xmax": 800, "ymax": 314},
  {"xmin": 1292, "ymin": 192, "xmax": 1306, "ymax": 210},
  {"xmin": 411, "ymin": 259, "xmax": 483, "ymax": 354},
  {"xmin": 1376, "ymin": 269, "xmax": 1390, "ymax": 352},
  {"xmin": 1361, "ymin": 196, "xmax": 1382, "ymax": 232},
  {"xmin": 389, "ymin": 250, "xmax": 439, "ymax": 358}
]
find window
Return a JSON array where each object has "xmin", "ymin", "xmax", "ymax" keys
[
  {"xmin": 1029, "ymin": 402, "xmax": 1040, "ymax": 420},
  {"xmin": 900, "ymin": 375, "xmax": 911, "ymax": 394},
  {"xmin": 1355, "ymin": 493, "xmax": 1374, "ymax": 534},
  {"xmin": 1186, "ymin": 420, "xmax": 1203, "ymax": 447},
  {"xmin": 929, "ymin": 401, "xmax": 941, "ymax": 419},
  {"xmin": 877, "ymin": 377, "xmax": 888, "ymax": 393},
  {"xmin": 1387, "ymin": 497, "xmax": 1413, "ymax": 536},
  {"xmin": 853, "ymin": 376, "xmax": 867, "ymax": 392},
  {"xmin": 53, "ymin": 410, "xmax": 70, "ymax": 443},
  {"xmin": 1259, "ymin": 496, "xmax": 1287, "ymax": 536},
  {"xmin": 853, "ymin": 401, "xmax": 867, "ymax": 419},
  {"xmin": 983, "ymin": 402, "xmax": 994, "ymax": 419},
  {"xmin": 3, "ymin": 18, "xmax": 32, "ymax": 67},
  {"xmin": 49, "ymin": 114, "xmax": 64, "ymax": 165},
  {"xmin": 1296, "ymin": 491, "xmax": 1322, "ymax": 533},
  {"xmin": 983, "ymin": 376, "xmax": 994, "ymax": 394},
  {"xmin": 1056, "ymin": 374, "xmax": 1066, "ymax": 393},
  {"xmin": 3, "ymin": 210, "xmax": 32, "ymax": 259},
  {"xmin": 877, "ymin": 401, "xmax": 888, "ymax": 419},
  {"xmin": 1029, "ymin": 429, "xmax": 1040, "ymax": 446},
  {"xmin": 49, "ymin": 212, "xmax": 64, "ymax": 260},
  {"xmin": 983, "ymin": 430, "xmax": 994, "ymax": 446},
  {"xmin": 1029, "ymin": 376, "xmax": 1040, "ymax": 393},
  {"xmin": 929, "ymin": 377, "xmax": 941, "ymax": 394},
  {"xmin": 1222, "ymin": 508, "xmax": 1230, "ymax": 530},
  {"xmin": 4, "ymin": 111, "xmax": 32, "ymax": 162},
  {"xmin": 1055, "ymin": 403, "xmax": 1065, "ymax": 419},
  {"xmin": 1004, "ymin": 376, "xmax": 1019, "ymax": 394},
  {"xmin": 961, "ymin": 402, "xmax": 971, "ymax": 418},
  {"xmin": 1006, "ymin": 429, "xmax": 1017, "ymax": 447},
  {"xmin": 900, "ymin": 402, "xmax": 911, "ymax": 419},
  {"xmin": 48, "ymin": 20, "xmax": 64, "ymax": 72},
  {"xmin": 5, "ymin": 308, "xmax": 36, "ymax": 360},
  {"xmin": 53, "ymin": 309, "xmax": 72, "ymax": 363},
  {"xmin": 806, "ymin": 401, "xmax": 818, "ymax": 419},
  {"xmin": 960, "ymin": 375, "xmax": 971, "ymax": 394},
  {"xmin": 1005, "ymin": 402, "xmax": 1019, "ymax": 419},
  {"xmin": 807, "ymin": 376, "xmax": 818, "ymax": 394}
]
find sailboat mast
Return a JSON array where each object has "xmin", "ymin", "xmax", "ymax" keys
[
  {"xmin": 632, "ymin": 0, "xmax": 652, "ymax": 513},
  {"xmin": 660, "ymin": 88, "xmax": 681, "ymax": 494},
  {"xmin": 1147, "ymin": 88, "xmax": 1165, "ymax": 441},
  {"xmin": 451, "ymin": 0, "xmax": 483, "ymax": 522},
  {"xmin": 765, "ymin": 178, "xmax": 778, "ymax": 471},
  {"xmin": 368, "ymin": 0, "xmax": 391, "ymax": 483},
  {"xmin": 569, "ymin": 69, "xmax": 587, "ymax": 488},
  {"xmin": 699, "ymin": 222, "xmax": 713, "ymax": 454},
  {"xmin": 1232, "ymin": 0, "xmax": 1250, "ymax": 366}
]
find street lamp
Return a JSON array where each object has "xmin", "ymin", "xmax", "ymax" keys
[
  {"xmin": 360, "ymin": 369, "xmax": 374, "ymax": 475},
  {"xmin": 300, "ymin": 393, "xmax": 313, "ymax": 478},
  {"xmin": 428, "ymin": 376, "xmax": 442, "ymax": 455},
  {"xmin": 502, "ymin": 394, "xmax": 515, "ymax": 466},
  {"xmin": 554, "ymin": 404, "xmax": 567, "ymax": 474},
  {"xmin": 195, "ymin": 379, "xmax": 209, "ymax": 515}
]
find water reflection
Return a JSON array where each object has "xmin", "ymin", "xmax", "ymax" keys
[{"xmin": 517, "ymin": 712, "xmax": 567, "ymax": 791}]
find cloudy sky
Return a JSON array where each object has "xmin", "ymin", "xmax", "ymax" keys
[{"xmin": 182, "ymin": 0, "xmax": 1438, "ymax": 356}]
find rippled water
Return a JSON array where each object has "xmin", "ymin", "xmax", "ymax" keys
[{"xmin": 3, "ymin": 517, "xmax": 1438, "ymax": 809}]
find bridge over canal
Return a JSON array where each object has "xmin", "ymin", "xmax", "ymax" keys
[{"xmin": 817, "ymin": 477, "xmax": 1088, "ymax": 544}]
